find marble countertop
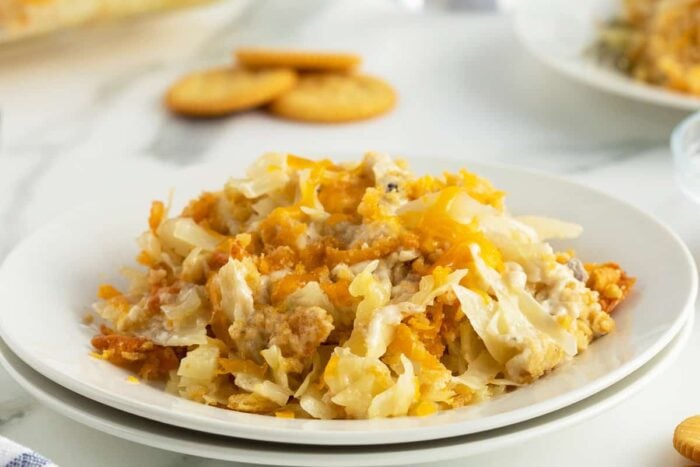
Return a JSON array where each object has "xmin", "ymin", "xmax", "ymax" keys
[{"xmin": 1, "ymin": 1, "xmax": 699, "ymax": 466}]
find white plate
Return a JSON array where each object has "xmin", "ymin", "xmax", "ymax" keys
[
  {"xmin": 512, "ymin": 0, "xmax": 700, "ymax": 111},
  {"xmin": 0, "ymin": 313, "xmax": 692, "ymax": 466},
  {"xmin": 0, "ymin": 157, "xmax": 696, "ymax": 446}
]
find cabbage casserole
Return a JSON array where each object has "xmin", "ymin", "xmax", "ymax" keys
[
  {"xmin": 596, "ymin": 0, "xmax": 700, "ymax": 96},
  {"xmin": 90, "ymin": 153, "xmax": 635, "ymax": 419}
]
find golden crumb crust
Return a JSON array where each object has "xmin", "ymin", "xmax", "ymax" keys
[
  {"xmin": 91, "ymin": 326, "xmax": 183, "ymax": 380},
  {"xmin": 584, "ymin": 262, "xmax": 636, "ymax": 313}
]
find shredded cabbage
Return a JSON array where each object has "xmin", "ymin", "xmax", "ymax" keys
[
  {"xmin": 178, "ymin": 344, "xmax": 219, "ymax": 382},
  {"xmin": 324, "ymin": 347, "xmax": 392, "ymax": 418},
  {"xmin": 90, "ymin": 152, "xmax": 628, "ymax": 419},
  {"xmin": 157, "ymin": 218, "xmax": 222, "ymax": 257},
  {"xmin": 516, "ymin": 215, "xmax": 583, "ymax": 240},
  {"xmin": 453, "ymin": 284, "xmax": 513, "ymax": 364},
  {"xmin": 235, "ymin": 373, "xmax": 292, "ymax": 406},
  {"xmin": 345, "ymin": 260, "xmax": 392, "ymax": 356},
  {"xmin": 227, "ymin": 152, "xmax": 291, "ymax": 199},
  {"xmin": 217, "ymin": 258, "xmax": 255, "ymax": 326},
  {"xmin": 368, "ymin": 355, "xmax": 416, "ymax": 418},
  {"xmin": 261, "ymin": 345, "xmax": 295, "ymax": 390},
  {"xmin": 300, "ymin": 391, "xmax": 337, "ymax": 419},
  {"xmin": 453, "ymin": 350, "xmax": 502, "ymax": 390},
  {"xmin": 512, "ymin": 287, "xmax": 578, "ymax": 356}
]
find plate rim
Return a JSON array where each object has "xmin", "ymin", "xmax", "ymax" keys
[
  {"xmin": 0, "ymin": 313, "xmax": 693, "ymax": 466},
  {"xmin": 0, "ymin": 157, "xmax": 696, "ymax": 445}
]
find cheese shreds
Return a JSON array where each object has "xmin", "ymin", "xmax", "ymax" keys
[{"xmin": 88, "ymin": 152, "xmax": 634, "ymax": 419}]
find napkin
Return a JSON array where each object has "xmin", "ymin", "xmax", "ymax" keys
[{"xmin": 0, "ymin": 435, "xmax": 58, "ymax": 467}]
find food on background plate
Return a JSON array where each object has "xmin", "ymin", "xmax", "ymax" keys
[
  {"xmin": 236, "ymin": 48, "xmax": 361, "ymax": 72},
  {"xmin": 595, "ymin": 0, "xmax": 700, "ymax": 95},
  {"xmin": 0, "ymin": 0, "xmax": 213, "ymax": 43},
  {"xmin": 674, "ymin": 415, "xmax": 700, "ymax": 463},
  {"xmin": 165, "ymin": 68, "xmax": 297, "ymax": 117},
  {"xmin": 165, "ymin": 47, "xmax": 397, "ymax": 122},
  {"xmin": 268, "ymin": 74, "xmax": 396, "ymax": 123},
  {"xmin": 89, "ymin": 152, "xmax": 634, "ymax": 420}
]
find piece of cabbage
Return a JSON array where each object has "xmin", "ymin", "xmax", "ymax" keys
[
  {"xmin": 227, "ymin": 152, "xmax": 291, "ymax": 199},
  {"xmin": 96, "ymin": 284, "xmax": 210, "ymax": 346},
  {"xmin": 217, "ymin": 258, "xmax": 255, "ymax": 324},
  {"xmin": 325, "ymin": 347, "xmax": 392, "ymax": 418},
  {"xmin": 516, "ymin": 215, "xmax": 583, "ymax": 240},
  {"xmin": 300, "ymin": 387, "xmax": 338, "ymax": 420},
  {"xmin": 158, "ymin": 218, "xmax": 222, "ymax": 257},
  {"xmin": 366, "ymin": 152, "xmax": 409, "ymax": 185},
  {"xmin": 176, "ymin": 344, "xmax": 224, "ymax": 405},
  {"xmin": 137, "ymin": 230, "xmax": 162, "ymax": 263},
  {"xmin": 294, "ymin": 353, "xmax": 322, "ymax": 399},
  {"xmin": 297, "ymin": 168, "xmax": 329, "ymax": 220},
  {"xmin": 178, "ymin": 344, "xmax": 220, "ymax": 382},
  {"xmin": 511, "ymin": 287, "xmax": 578, "ymax": 356},
  {"xmin": 409, "ymin": 268, "xmax": 467, "ymax": 307},
  {"xmin": 234, "ymin": 373, "xmax": 292, "ymax": 407},
  {"xmin": 367, "ymin": 355, "xmax": 416, "ymax": 418},
  {"xmin": 181, "ymin": 247, "xmax": 207, "ymax": 283},
  {"xmin": 470, "ymin": 243, "xmax": 577, "ymax": 356},
  {"xmin": 261, "ymin": 345, "xmax": 297, "ymax": 391},
  {"xmin": 345, "ymin": 260, "xmax": 392, "ymax": 356},
  {"xmin": 454, "ymin": 244, "xmax": 576, "ymax": 382},
  {"xmin": 453, "ymin": 350, "xmax": 502, "ymax": 390},
  {"xmin": 120, "ymin": 267, "xmax": 150, "ymax": 296},
  {"xmin": 216, "ymin": 258, "xmax": 268, "ymax": 359},
  {"xmin": 453, "ymin": 284, "xmax": 513, "ymax": 364},
  {"xmin": 364, "ymin": 304, "xmax": 408, "ymax": 359}
]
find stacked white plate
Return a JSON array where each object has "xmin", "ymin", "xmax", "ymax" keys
[{"xmin": 0, "ymin": 157, "xmax": 696, "ymax": 466}]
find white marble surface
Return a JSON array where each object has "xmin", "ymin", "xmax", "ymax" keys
[{"xmin": 0, "ymin": 0, "xmax": 699, "ymax": 466}]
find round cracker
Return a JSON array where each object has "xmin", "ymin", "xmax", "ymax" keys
[
  {"xmin": 268, "ymin": 73, "xmax": 396, "ymax": 123},
  {"xmin": 236, "ymin": 48, "xmax": 361, "ymax": 72},
  {"xmin": 674, "ymin": 416, "xmax": 700, "ymax": 463},
  {"xmin": 165, "ymin": 67, "xmax": 297, "ymax": 117}
]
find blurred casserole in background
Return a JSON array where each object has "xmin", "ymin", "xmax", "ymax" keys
[
  {"xmin": 597, "ymin": 0, "xmax": 700, "ymax": 96},
  {"xmin": 0, "ymin": 0, "xmax": 214, "ymax": 43}
]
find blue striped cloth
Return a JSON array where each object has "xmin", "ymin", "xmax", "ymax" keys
[{"xmin": 0, "ymin": 436, "xmax": 57, "ymax": 467}]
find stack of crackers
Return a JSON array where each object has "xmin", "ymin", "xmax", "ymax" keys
[{"xmin": 166, "ymin": 48, "xmax": 397, "ymax": 123}]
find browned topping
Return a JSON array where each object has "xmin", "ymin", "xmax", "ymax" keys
[
  {"xmin": 270, "ymin": 306, "xmax": 334, "ymax": 362},
  {"xmin": 91, "ymin": 326, "xmax": 183, "ymax": 380},
  {"xmin": 585, "ymin": 262, "xmax": 636, "ymax": 313}
]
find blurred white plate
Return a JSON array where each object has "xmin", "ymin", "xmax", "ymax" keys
[
  {"xmin": 512, "ymin": 0, "xmax": 700, "ymax": 110},
  {"xmin": 0, "ymin": 314, "xmax": 692, "ymax": 466},
  {"xmin": 0, "ymin": 156, "xmax": 696, "ymax": 445}
]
